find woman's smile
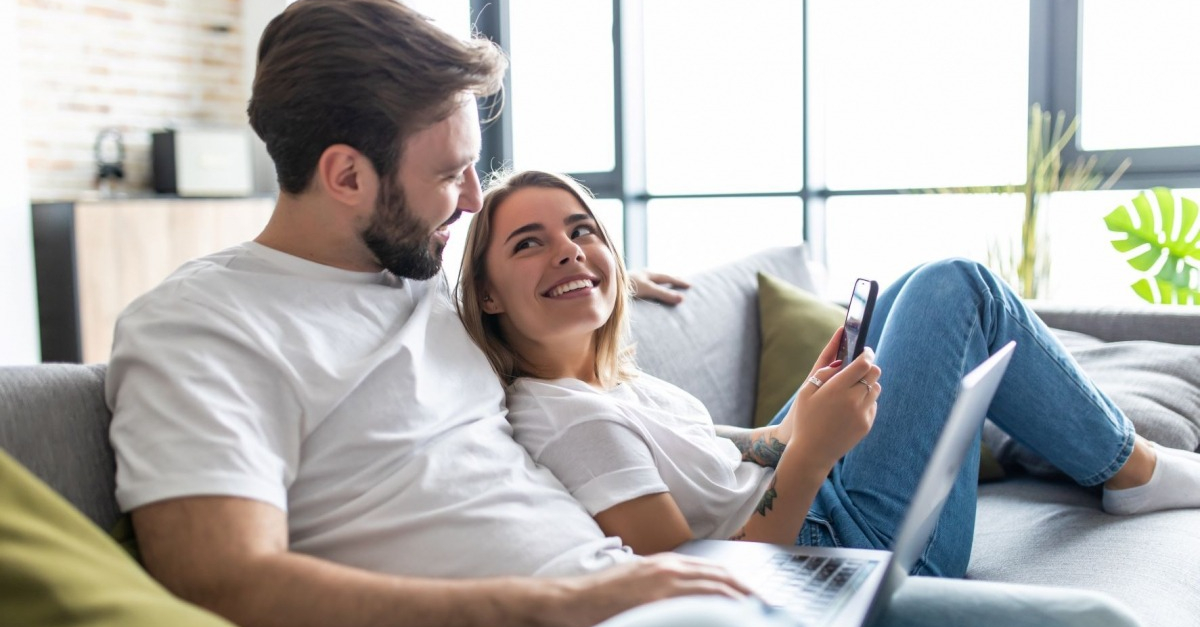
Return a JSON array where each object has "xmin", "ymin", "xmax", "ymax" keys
[{"xmin": 543, "ymin": 276, "xmax": 601, "ymax": 299}]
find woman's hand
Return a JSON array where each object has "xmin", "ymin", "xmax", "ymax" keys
[
  {"xmin": 776, "ymin": 327, "xmax": 881, "ymax": 473},
  {"xmin": 772, "ymin": 328, "xmax": 843, "ymax": 444}
]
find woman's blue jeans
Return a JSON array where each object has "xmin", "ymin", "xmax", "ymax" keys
[{"xmin": 770, "ymin": 259, "xmax": 1135, "ymax": 577}]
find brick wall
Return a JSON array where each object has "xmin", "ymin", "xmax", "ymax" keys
[{"xmin": 17, "ymin": 0, "xmax": 247, "ymax": 201}]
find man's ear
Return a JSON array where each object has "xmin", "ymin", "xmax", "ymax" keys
[
  {"xmin": 481, "ymin": 291, "xmax": 504, "ymax": 315},
  {"xmin": 315, "ymin": 144, "xmax": 376, "ymax": 208}
]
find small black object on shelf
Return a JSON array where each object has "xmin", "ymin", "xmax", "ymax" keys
[{"xmin": 94, "ymin": 127, "xmax": 125, "ymax": 195}]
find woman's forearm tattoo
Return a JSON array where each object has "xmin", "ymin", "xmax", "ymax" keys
[
  {"xmin": 755, "ymin": 477, "xmax": 778, "ymax": 516},
  {"xmin": 749, "ymin": 435, "xmax": 787, "ymax": 467},
  {"xmin": 714, "ymin": 425, "xmax": 787, "ymax": 467}
]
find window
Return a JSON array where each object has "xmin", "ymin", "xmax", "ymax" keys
[
  {"xmin": 508, "ymin": 0, "xmax": 616, "ymax": 173},
  {"xmin": 642, "ymin": 0, "xmax": 804, "ymax": 195},
  {"xmin": 814, "ymin": 1, "xmax": 1028, "ymax": 190},
  {"xmin": 474, "ymin": 0, "xmax": 1200, "ymax": 305},
  {"xmin": 1079, "ymin": 1, "xmax": 1200, "ymax": 150},
  {"xmin": 646, "ymin": 197, "xmax": 803, "ymax": 274},
  {"xmin": 404, "ymin": 1, "xmax": 469, "ymax": 38},
  {"xmin": 823, "ymin": 194, "xmax": 1022, "ymax": 294}
]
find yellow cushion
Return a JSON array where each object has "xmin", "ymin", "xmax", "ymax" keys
[
  {"xmin": 754, "ymin": 272, "xmax": 847, "ymax": 428},
  {"xmin": 0, "ymin": 449, "xmax": 235, "ymax": 627}
]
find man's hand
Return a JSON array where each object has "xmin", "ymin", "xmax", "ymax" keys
[
  {"xmin": 629, "ymin": 271, "xmax": 691, "ymax": 306},
  {"xmin": 539, "ymin": 554, "xmax": 753, "ymax": 627}
]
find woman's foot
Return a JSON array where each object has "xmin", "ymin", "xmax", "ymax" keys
[{"xmin": 1103, "ymin": 439, "xmax": 1200, "ymax": 515}]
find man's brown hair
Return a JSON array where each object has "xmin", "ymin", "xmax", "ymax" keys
[{"xmin": 248, "ymin": 0, "xmax": 507, "ymax": 194}]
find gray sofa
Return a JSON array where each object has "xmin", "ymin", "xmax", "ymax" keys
[{"xmin": 2, "ymin": 244, "xmax": 1198, "ymax": 626}]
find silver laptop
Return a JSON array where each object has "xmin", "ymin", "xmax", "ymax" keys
[{"xmin": 675, "ymin": 341, "xmax": 1016, "ymax": 627}]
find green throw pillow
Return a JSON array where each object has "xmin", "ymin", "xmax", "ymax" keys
[
  {"xmin": 754, "ymin": 272, "xmax": 846, "ymax": 428},
  {"xmin": 753, "ymin": 272, "xmax": 1006, "ymax": 482},
  {"xmin": 0, "ymin": 449, "xmax": 236, "ymax": 627}
]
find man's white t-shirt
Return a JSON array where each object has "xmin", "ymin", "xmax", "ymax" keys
[
  {"xmin": 107, "ymin": 242, "xmax": 632, "ymax": 578},
  {"xmin": 506, "ymin": 375, "xmax": 774, "ymax": 541}
]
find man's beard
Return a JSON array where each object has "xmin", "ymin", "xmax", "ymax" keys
[{"xmin": 361, "ymin": 179, "xmax": 452, "ymax": 281}]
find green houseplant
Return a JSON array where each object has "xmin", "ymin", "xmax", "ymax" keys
[
  {"xmin": 1104, "ymin": 187, "xmax": 1200, "ymax": 304},
  {"xmin": 932, "ymin": 103, "xmax": 1131, "ymax": 298}
]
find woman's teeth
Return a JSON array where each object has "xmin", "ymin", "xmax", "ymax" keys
[{"xmin": 548, "ymin": 279, "xmax": 593, "ymax": 297}]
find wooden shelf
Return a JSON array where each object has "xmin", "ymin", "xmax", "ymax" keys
[{"xmin": 33, "ymin": 197, "xmax": 275, "ymax": 364}]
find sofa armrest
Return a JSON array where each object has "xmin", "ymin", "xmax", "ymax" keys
[{"xmin": 1029, "ymin": 301, "xmax": 1200, "ymax": 346}]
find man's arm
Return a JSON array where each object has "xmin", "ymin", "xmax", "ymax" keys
[
  {"xmin": 133, "ymin": 496, "xmax": 751, "ymax": 627},
  {"xmin": 629, "ymin": 271, "xmax": 690, "ymax": 306}
]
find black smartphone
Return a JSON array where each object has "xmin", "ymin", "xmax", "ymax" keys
[{"xmin": 835, "ymin": 278, "xmax": 879, "ymax": 370}]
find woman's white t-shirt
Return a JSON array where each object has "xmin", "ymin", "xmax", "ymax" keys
[{"xmin": 506, "ymin": 374, "xmax": 774, "ymax": 541}]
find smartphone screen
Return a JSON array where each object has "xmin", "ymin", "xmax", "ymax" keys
[{"xmin": 836, "ymin": 278, "xmax": 878, "ymax": 368}]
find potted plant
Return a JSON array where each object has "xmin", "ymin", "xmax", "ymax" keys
[{"xmin": 1104, "ymin": 187, "xmax": 1200, "ymax": 304}]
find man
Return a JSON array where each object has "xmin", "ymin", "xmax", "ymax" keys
[
  {"xmin": 107, "ymin": 2, "xmax": 1142, "ymax": 626},
  {"xmin": 107, "ymin": 2, "xmax": 745, "ymax": 626}
]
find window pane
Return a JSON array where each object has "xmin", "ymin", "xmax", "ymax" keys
[
  {"xmin": 591, "ymin": 199, "xmax": 626, "ymax": 261},
  {"xmin": 824, "ymin": 194, "xmax": 1022, "ymax": 296},
  {"xmin": 509, "ymin": 0, "xmax": 615, "ymax": 173},
  {"xmin": 645, "ymin": 197, "xmax": 803, "ymax": 275},
  {"xmin": 643, "ymin": 1, "xmax": 804, "ymax": 195},
  {"xmin": 814, "ymin": 1, "xmax": 1028, "ymax": 190},
  {"xmin": 1041, "ymin": 189, "xmax": 1200, "ymax": 306},
  {"xmin": 1080, "ymin": 1, "xmax": 1200, "ymax": 150},
  {"xmin": 404, "ymin": 0, "xmax": 469, "ymax": 38}
]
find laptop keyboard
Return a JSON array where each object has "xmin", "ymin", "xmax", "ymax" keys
[{"xmin": 752, "ymin": 554, "xmax": 876, "ymax": 624}]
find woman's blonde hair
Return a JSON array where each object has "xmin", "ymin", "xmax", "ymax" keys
[{"xmin": 455, "ymin": 170, "xmax": 636, "ymax": 387}]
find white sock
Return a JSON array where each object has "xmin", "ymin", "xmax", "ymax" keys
[{"xmin": 1103, "ymin": 443, "xmax": 1200, "ymax": 515}]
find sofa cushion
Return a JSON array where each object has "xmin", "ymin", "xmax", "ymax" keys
[
  {"xmin": 1055, "ymin": 329, "xmax": 1200, "ymax": 451},
  {"xmin": 631, "ymin": 245, "xmax": 817, "ymax": 427},
  {"xmin": 0, "ymin": 448, "xmax": 236, "ymax": 627},
  {"xmin": 0, "ymin": 364, "xmax": 118, "ymax": 530},
  {"xmin": 970, "ymin": 477, "xmax": 1200, "ymax": 627},
  {"xmin": 752, "ymin": 272, "xmax": 846, "ymax": 428}
]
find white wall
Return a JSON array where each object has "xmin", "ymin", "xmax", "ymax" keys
[
  {"xmin": 18, "ymin": 0, "xmax": 249, "ymax": 201},
  {"xmin": 1, "ymin": 0, "xmax": 41, "ymax": 364}
]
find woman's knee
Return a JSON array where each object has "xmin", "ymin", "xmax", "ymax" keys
[{"xmin": 904, "ymin": 258, "xmax": 995, "ymax": 304}]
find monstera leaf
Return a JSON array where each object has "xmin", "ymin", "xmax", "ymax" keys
[{"xmin": 1104, "ymin": 187, "xmax": 1200, "ymax": 304}]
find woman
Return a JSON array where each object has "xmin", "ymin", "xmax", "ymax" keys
[{"xmin": 455, "ymin": 169, "xmax": 1200, "ymax": 577}]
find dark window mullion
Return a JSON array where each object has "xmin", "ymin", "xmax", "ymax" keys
[
  {"xmin": 1028, "ymin": 0, "xmax": 1054, "ymax": 124},
  {"xmin": 802, "ymin": 0, "xmax": 827, "ymax": 267},
  {"xmin": 616, "ymin": 0, "xmax": 648, "ymax": 268}
]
